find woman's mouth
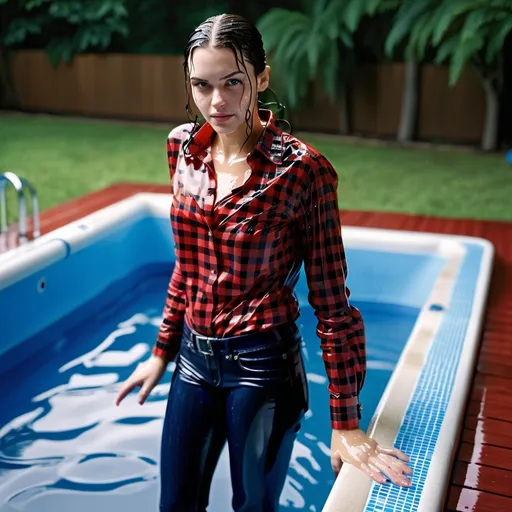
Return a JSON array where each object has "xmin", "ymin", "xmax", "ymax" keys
[{"xmin": 211, "ymin": 114, "xmax": 234, "ymax": 123}]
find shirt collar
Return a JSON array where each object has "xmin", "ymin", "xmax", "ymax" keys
[{"xmin": 184, "ymin": 109, "xmax": 284, "ymax": 165}]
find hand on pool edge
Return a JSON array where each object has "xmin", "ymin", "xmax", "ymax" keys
[
  {"xmin": 115, "ymin": 355, "xmax": 168, "ymax": 406},
  {"xmin": 331, "ymin": 428, "xmax": 413, "ymax": 487}
]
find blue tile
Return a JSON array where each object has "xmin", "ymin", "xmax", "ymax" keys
[{"xmin": 364, "ymin": 243, "xmax": 484, "ymax": 511}]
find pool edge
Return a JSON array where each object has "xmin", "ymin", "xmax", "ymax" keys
[
  {"xmin": 320, "ymin": 237, "xmax": 494, "ymax": 512},
  {"xmin": 416, "ymin": 238, "xmax": 494, "ymax": 512},
  {"xmin": 0, "ymin": 192, "xmax": 500, "ymax": 512}
]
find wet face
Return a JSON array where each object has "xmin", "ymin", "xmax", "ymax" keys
[{"xmin": 188, "ymin": 45, "xmax": 269, "ymax": 135}]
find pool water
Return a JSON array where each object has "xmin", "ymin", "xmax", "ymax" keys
[{"xmin": 0, "ymin": 267, "xmax": 419, "ymax": 512}]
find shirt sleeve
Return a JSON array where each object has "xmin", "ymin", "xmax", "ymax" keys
[
  {"xmin": 152, "ymin": 129, "xmax": 188, "ymax": 361},
  {"xmin": 152, "ymin": 261, "xmax": 187, "ymax": 361},
  {"xmin": 301, "ymin": 154, "xmax": 367, "ymax": 430}
]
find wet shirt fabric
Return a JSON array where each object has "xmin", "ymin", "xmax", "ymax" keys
[{"xmin": 152, "ymin": 109, "xmax": 366, "ymax": 430}]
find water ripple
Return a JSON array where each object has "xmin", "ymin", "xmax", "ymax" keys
[
  {"xmin": 6, "ymin": 452, "xmax": 158, "ymax": 510},
  {"xmin": 0, "ymin": 276, "xmax": 416, "ymax": 511}
]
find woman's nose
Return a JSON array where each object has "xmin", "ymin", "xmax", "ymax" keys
[{"xmin": 211, "ymin": 88, "xmax": 226, "ymax": 108}]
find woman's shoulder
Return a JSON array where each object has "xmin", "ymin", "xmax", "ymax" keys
[
  {"xmin": 282, "ymin": 132, "xmax": 336, "ymax": 177},
  {"xmin": 167, "ymin": 122, "xmax": 197, "ymax": 146}
]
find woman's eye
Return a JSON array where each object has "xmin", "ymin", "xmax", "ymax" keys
[
  {"xmin": 192, "ymin": 82, "xmax": 209, "ymax": 89},
  {"xmin": 227, "ymin": 79, "xmax": 242, "ymax": 86}
]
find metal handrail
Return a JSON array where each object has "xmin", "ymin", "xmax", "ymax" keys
[
  {"xmin": 0, "ymin": 171, "xmax": 40, "ymax": 244},
  {"xmin": 20, "ymin": 177, "xmax": 40, "ymax": 238}
]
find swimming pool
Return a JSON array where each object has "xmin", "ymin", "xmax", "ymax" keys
[{"xmin": 0, "ymin": 193, "xmax": 493, "ymax": 512}]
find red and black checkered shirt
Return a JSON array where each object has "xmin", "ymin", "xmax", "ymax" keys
[{"xmin": 153, "ymin": 109, "xmax": 366, "ymax": 430}]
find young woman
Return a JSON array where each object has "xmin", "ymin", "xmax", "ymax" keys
[{"xmin": 116, "ymin": 13, "xmax": 412, "ymax": 511}]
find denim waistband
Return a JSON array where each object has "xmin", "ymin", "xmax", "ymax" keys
[{"xmin": 182, "ymin": 321, "xmax": 299, "ymax": 357}]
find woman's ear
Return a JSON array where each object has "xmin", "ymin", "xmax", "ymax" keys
[{"xmin": 257, "ymin": 65, "xmax": 271, "ymax": 93}]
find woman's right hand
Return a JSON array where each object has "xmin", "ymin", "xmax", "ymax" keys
[{"xmin": 115, "ymin": 355, "xmax": 168, "ymax": 406}]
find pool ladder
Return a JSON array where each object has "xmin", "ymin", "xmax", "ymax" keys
[{"xmin": 0, "ymin": 171, "xmax": 40, "ymax": 244}]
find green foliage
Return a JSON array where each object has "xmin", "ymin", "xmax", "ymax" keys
[
  {"xmin": 385, "ymin": 0, "xmax": 512, "ymax": 85},
  {"xmin": 345, "ymin": 1, "xmax": 369, "ymax": 32},
  {"xmin": 120, "ymin": 0, "xmax": 231, "ymax": 55},
  {"xmin": 1, "ymin": 0, "xmax": 129, "ymax": 65},
  {"xmin": 385, "ymin": 2, "xmax": 433, "ymax": 57},
  {"xmin": 1, "ymin": 0, "xmax": 299, "ymax": 57},
  {"xmin": 257, "ymin": 7, "xmax": 313, "ymax": 108},
  {"xmin": 3, "ymin": 16, "xmax": 45, "ymax": 46},
  {"xmin": 257, "ymin": 0, "xmax": 403, "ymax": 110},
  {"xmin": 257, "ymin": 0, "xmax": 363, "ymax": 109},
  {"xmin": 115, "ymin": 0, "xmax": 177, "ymax": 54}
]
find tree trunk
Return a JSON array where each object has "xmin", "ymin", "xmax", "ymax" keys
[
  {"xmin": 474, "ymin": 55, "xmax": 503, "ymax": 152},
  {"xmin": 0, "ymin": 47, "xmax": 19, "ymax": 109},
  {"xmin": 338, "ymin": 79, "xmax": 350, "ymax": 135},
  {"xmin": 0, "ymin": 0, "xmax": 20, "ymax": 109},
  {"xmin": 481, "ymin": 78, "xmax": 500, "ymax": 151},
  {"xmin": 397, "ymin": 57, "xmax": 419, "ymax": 143}
]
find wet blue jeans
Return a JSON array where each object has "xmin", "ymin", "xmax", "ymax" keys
[{"xmin": 159, "ymin": 322, "xmax": 309, "ymax": 512}]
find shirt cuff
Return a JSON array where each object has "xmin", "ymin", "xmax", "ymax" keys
[
  {"xmin": 330, "ymin": 394, "xmax": 362, "ymax": 430},
  {"xmin": 152, "ymin": 345, "xmax": 178, "ymax": 362}
]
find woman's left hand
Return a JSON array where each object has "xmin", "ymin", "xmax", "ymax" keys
[{"xmin": 331, "ymin": 428, "xmax": 413, "ymax": 487}]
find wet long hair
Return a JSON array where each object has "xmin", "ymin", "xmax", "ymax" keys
[{"xmin": 183, "ymin": 13, "xmax": 287, "ymax": 152}]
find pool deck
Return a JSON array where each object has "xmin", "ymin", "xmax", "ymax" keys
[{"xmin": 2, "ymin": 182, "xmax": 512, "ymax": 512}]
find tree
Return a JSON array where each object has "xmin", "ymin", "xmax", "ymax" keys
[
  {"xmin": 0, "ymin": 0, "xmax": 19, "ymax": 107},
  {"xmin": 257, "ymin": 0, "xmax": 364, "ymax": 135},
  {"xmin": 117, "ymin": 1, "xmax": 300, "ymax": 55},
  {"xmin": 1, "ymin": 0, "xmax": 129, "ymax": 64},
  {"xmin": 386, "ymin": 0, "xmax": 512, "ymax": 151},
  {"xmin": 257, "ymin": 0, "xmax": 422, "ymax": 142},
  {"xmin": 355, "ymin": 0, "xmax": 421, "ymax": 144},
  {"xmin": 0, "ymin": 0, "xmax": 128, "ymax": 108}
]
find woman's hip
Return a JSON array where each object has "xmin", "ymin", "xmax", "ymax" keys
[{"xmin": 175, "ymin": 321, "xmax": 307, "ymax": 393}]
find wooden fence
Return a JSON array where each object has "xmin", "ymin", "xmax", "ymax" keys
[{"xmin": 10, "ymin": 50, "xmax": 486, "ymax": 144}]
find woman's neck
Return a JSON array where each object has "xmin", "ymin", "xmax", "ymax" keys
[{"xmin": 213, "ymin": 111, "xmax": 265, "ymax": 161}]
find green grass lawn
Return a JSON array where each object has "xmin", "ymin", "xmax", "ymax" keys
[{"xmin": 1, "ymin": 114, "xmax": 511, "ymax": 222}]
